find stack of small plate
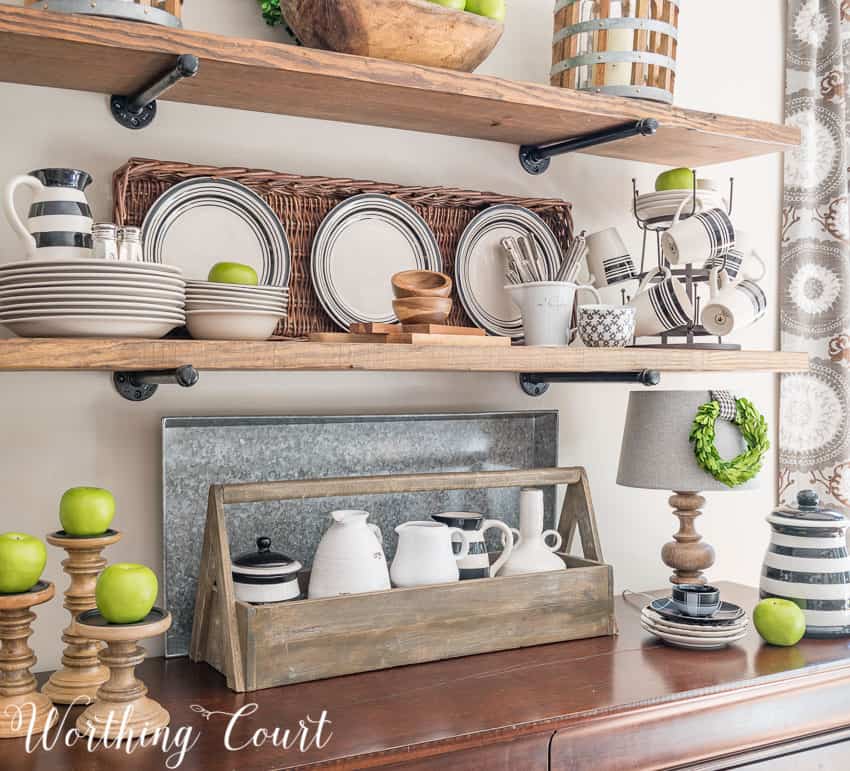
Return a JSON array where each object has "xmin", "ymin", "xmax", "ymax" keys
[
  {"xmin": 185, "ymin": 280, "xmax": 289, "ymax": 340},
  {"xmin": 634, "ymin": 189, "xmax": 727, "ymax": 224},
  {"xmin": 641, "ymin": 597, "xmax": 749, "ymax": 650},
  {"xmin": 0, "ymin": 260, "xmax": 185, "ymax": 338}
]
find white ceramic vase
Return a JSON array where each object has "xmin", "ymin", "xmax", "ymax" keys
[
  {"xmin": 497, "ymin": 488, "xmax": 566, "ymax": 576},
  {"xmin": 307, "ymin": 510, "xmax": 390, "ymax": 599},
  {"xmin": 390, "ymin": 521, "xmax": 470, "ymax": 588}
]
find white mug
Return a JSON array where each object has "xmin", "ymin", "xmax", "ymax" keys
[
  {"xmin": 506, "ymin": 281, "xmax": 600, "ymax": 346},
  {"xmin": 578, "ymin": 278, "xmax": 640, "ymax": 307},
  {"xmin": 703, "ymin": 230, "xmax": 766, "ymax": 282},
  {"xmin": 628, "ymin": 267, "xmax": 694, "ymax": 337},
  {"xmin": 661, "ymin": 198, "xmax": 736, "ymax": 266},
  {"xmin": 701, "ymin": 268, "xmax": 767, "ymax": 337},
  {"xmin": 585, "ymin": 227, "xmax": 637, "ymax": 287}
]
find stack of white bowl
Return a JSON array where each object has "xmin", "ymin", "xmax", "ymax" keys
[
  {"xmin": 0, "ymin": 260, "xmax": 185, "ymax": 338},
  {"xmin": 185, "ymin": 280, "xmax": 289, "ymax": 340}
]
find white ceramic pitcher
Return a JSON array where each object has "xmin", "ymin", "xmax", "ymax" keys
[
  {"xmin": 505, "ymin": 281, "xmax": 600, "ymax": 346},
  {"xmin": 307, "ymin": 510, "xmax": 390, "ymax": 599},
  {"xmin": 3, "ymin": 168, "xmax": 94, "ymax": 260},
  {"xmin": 390, "ymin": 521, "xmax": 470, "ymax": 588},
  {"xmin": 498, "ymin": 488, "xmax": 566, "ymax": 576}
]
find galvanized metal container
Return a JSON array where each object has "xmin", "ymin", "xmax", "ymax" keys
[
  {"xmin": 24, "ymin": 0, "xmax": 182, "ymax": 28},
  {"xmin": 551, "ymin": 0, "xmax": 679, "ymax": 104}
]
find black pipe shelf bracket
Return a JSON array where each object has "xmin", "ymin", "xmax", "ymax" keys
[
  {"xmin": 519, "ymin": 370, "xmax": 661, "ymax": 397},
  {"xmin": 519, "ymin": 118, "xmax": 659, "ymax": 175},
  {"xmin": 110, "ymin": 54, "xmax": 200, "ymax": 130},
  {"xmin": 113, "ymin": 365, "xmax": 199, "ymax": 402}
]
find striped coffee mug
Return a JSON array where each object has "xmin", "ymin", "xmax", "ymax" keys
[
  {"xmin": 661, "ymin": 198, "xmax": 735, "ymax": 266},
  {"xmin": 3, "ymin": 168, "xmax": 93, "ymax": 260},
  {"xmin": 701, "ymin": 268, "xmax": 767, "ymax": 337},
  {"xmin": 628, "ymin": 267, "xmax": 694, "ymax": 337},
  {"xmin": 586, "ymin": 227, "xmax": 637, "ymax": 287},
  {"xmin": 703, "ymin": 230, "xmax": 766, "ymax": 282}
]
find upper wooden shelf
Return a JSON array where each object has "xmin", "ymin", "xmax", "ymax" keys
[
  {"xmin": 0, "ymin": 339, "xmax": 808, "ymax": 373},
  {"xmin": 0, "ymin": 6, "xmax": 798, "ymax": 167}
]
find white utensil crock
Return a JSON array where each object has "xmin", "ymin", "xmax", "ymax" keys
[
  {"xmin": 506, "ymin": 281, "xmax": 600, "ymax": 346},
  {"xmin": 307, "ymin": 509, "xmax": 390, "ymax": 599},
  {"xmin": 390, "ymin": 521, "xmax": 470, "ymax": 587}
]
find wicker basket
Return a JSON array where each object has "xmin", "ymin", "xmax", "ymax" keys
[
  {"xmin": 24, "ymin": 0, "xmax": 182, "ymax": 28},
  {"xmin": 552, "ymin": 0, "xmax": 679, "ymax": 104},
  {"xmin": 113, "ymin": 158, "xmax": 574, "ymax": 338}
]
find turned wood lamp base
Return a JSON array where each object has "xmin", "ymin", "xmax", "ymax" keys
[
  {"xmin": 42, "ymin": 530, "xmax": 122, "ymax": 705},
  {"xmin": 74, "ymin": 609, "xmax": 172, "ymax": 740},
  {"xmin": 661, "ymin": 492, "xmax": 716, "ymax": 585},
  {"xmin": 0, "ymin": 581, "xmax": 56, "ymax": 739}
]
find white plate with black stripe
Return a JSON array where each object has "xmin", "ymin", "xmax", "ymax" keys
[
  {"xmin": 455, "ymin": 205, "xmax": 562, "ymax": 339},
  {"xmin": 142, "ymin": 178, "xmax": 290, "ymax": 287},
  {"xmin": 310, "ymin": 194, "xmax": 441, "ymax": 329}
]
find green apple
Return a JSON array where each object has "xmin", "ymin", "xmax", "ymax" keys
[
  {"xmin": 207, "ymin": 262, "xmax": 259, "ymax": 286},
  {"xmin": 428, "ymin": 0, "xmax": 466, "ymax": 8},
  {"xmin": 655, "ymin": 167, "xmax": 696, "ymax": 192},
  {"xmin": 60, "ymin": 487, "xmax": 115, "ymax": 537},
  {"xmin": 753, "ymin": 598, "xmax": 806, "ymax": 647},
  {"xmin": 0, "ymin": 533, "xmax": 47, "ymax": 594},
  {"xmin": 96, "ymin": 563, "xmax": 158, "ymax": 624},
  {"xmin": 466, "ymin": 0, "xmax": 506, "ymax": 21}
]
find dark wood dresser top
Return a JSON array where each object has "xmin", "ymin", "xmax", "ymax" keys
[{"xmin": 2, "ymin": 582, "xmax": 849, "ymax": 770}]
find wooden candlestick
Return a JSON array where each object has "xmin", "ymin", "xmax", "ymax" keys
[
  {"xmin": 74, "ymin": 609, "xmax": 171, "ymax": 740},
  {"xmin": 661, "ymin": 492, "xmax": 715, "ymax": 585},
  {"xmin": 0, "ymin": 581, "xmax": 55, "ymax": 739},
  {"xmin": 42, "ymin": 530, "xmax": 122, "ymax": 705}
]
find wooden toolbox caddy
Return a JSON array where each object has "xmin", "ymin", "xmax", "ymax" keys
[{"xmin": 190, "ymin": 467, "xmax": 615, "ymax": 692}]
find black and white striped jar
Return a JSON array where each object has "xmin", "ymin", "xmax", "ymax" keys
[
  {"xmin": 760, "ymin": 490, "xmax": 850, "ymax": 638},
  {"xmin": 3, "ymin": 168, "xmax": 93, "ymax": 260}
]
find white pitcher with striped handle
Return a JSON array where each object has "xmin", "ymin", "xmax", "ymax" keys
[
  {"xmin": 3, "ymin": 168, "xmax": 93, "ymax": 260},
  {"xmin": 760, "ymin": 490, "xmax": 850, "ymax": 638}
]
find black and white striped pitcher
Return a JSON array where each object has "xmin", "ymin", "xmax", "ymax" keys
[
  {"xmin": 760, "ymin": 490, "xmax": 850, "ymax": 638},
  {"xmin": 3, "ymin": 168, "xmax": 93, "ymax": 260},
  {"xmin": 431, "ymin": 513, "xmax": 514, "ymax": 580}
]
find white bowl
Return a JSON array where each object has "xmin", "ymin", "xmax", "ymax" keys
[
  {"xmin": 185, "ymin": 298, "xmax": 287, "ymax": 312},
  {"xmin": 186, "ymin": 309, "xmax": 283, "ymax": 340},
  {"xmin": 1, "ymin": 315, "xmax": 181, "ymax": 338}
]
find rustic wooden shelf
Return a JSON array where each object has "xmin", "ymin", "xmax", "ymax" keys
[
  {"xmin": 0, "ymin": 6, "xmax": 799, "ymax": 166},
  {"xmin": 0, "ymin": 339, "xmax": 808, "ymax": 374}
]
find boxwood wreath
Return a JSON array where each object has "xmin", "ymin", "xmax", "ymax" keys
[{"xmin": 689, "ymin": 397, "xmax": 769, "ymax": 488}]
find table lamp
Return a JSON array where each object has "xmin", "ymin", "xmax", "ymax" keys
[{"xmin": 617, "ymin": 390, "xmax": 759, "ymax": 585}]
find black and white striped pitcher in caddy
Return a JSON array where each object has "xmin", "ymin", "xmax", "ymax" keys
[
  {"xmin": 760, "ymin": 490, "xmax": 850, "ymax": 638},
  {"xmin": 3, "ymin": 168, "xmax": 93, "ymax": 260},
  {"xmin": 431, "ymin": 513, "xmax": 514, "ymax": 580}
]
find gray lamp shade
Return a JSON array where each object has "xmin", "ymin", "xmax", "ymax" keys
[{"xmin": 617, "ymin": 390, "xmax": 760, "ymax": 492}]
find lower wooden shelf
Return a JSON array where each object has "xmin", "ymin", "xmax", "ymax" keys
[{"xmin": 0, "ymin": 338, "xmax": 809, "ymax": 373}]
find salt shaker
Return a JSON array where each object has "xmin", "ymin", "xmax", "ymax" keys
[
  {"xmin": 117, "ymin": 226, "xmax": 143, "ymax": 262},
  {"xmin": 92, "ymin": 223, "xmax": 118, "ymax": 260}
]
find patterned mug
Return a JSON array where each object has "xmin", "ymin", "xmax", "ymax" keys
[{"xmin": 578, "ymin": 305, "xmax": 636, "ymax": 347}]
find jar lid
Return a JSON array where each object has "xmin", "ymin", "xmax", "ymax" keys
[
  {"xmin": 232, "ymin": 537, "xmax": 300, "ymax": 574},
  {"xmin": 771, "ymin": 490, "xmax": 847, "ymax": 523}
]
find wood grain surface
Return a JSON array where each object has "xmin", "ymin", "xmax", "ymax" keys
[
  {"xmin": 0, "ymin": 6, "xmax": 799, "ymax": 165},
  {"xmin": 0, "ymin": 338, "xmax": 809, "ymax": 373},
  {"xmin": 3, "ymin": 584, "xmax": 850, "ymax": 769}
]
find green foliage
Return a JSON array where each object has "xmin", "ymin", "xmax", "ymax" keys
[
  {"xmin": 689, "ymin": 397, "xmax": 770, "ymax": 488},
  {"xmin": 258, "ymin": 0, "xmax": 282, "ymax": 26}
]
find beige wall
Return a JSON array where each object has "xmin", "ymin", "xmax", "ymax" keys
[{"xmin": 0, "ymin": 0, "xmax": 784, "ymax": 670}]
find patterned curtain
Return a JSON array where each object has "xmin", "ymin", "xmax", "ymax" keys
[{"xmin": 781, "ymin": 1, "xmax": 850, "ymax": 506}]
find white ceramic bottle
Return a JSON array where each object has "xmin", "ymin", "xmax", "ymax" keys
[
  {"xmin": 307, "ymin": 510, "xmax": 390, "ymax": 599},
  {"xmin": 497, "ymin": 488, "xmax": 566, "ymax": 576}
]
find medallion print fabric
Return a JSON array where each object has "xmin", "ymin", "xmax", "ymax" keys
[{"xmin": 782, "ymin": 0, "xmax": 850, "ymax": 507}]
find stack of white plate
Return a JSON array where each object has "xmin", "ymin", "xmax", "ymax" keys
[
  {"xmin": 0, "ymin": 260, "xmax": 185, "ymax": 338},
  {"xmin": 641, "ymin": 598, "xmax": 749, "ymax": 650},
  {"xmin": 185, "ymin": 280, "xmax": 288, "ymax": 340},
  {"xmin": 634, "ymin": 189, "xmax": 727, "ymax": 224}
]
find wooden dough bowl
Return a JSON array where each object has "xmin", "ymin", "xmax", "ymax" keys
[{"xmin": 280, "ymin": 0, "xmax": 505, "ymax": 72}]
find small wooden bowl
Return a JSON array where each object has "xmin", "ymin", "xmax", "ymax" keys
[
  {"xmin": 392, "ymin": 270, "xmax": 453, "ymax": 299},
  {"xmin": 393, "ymin": 297, "xmax": 453, "ymax": 324}
]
